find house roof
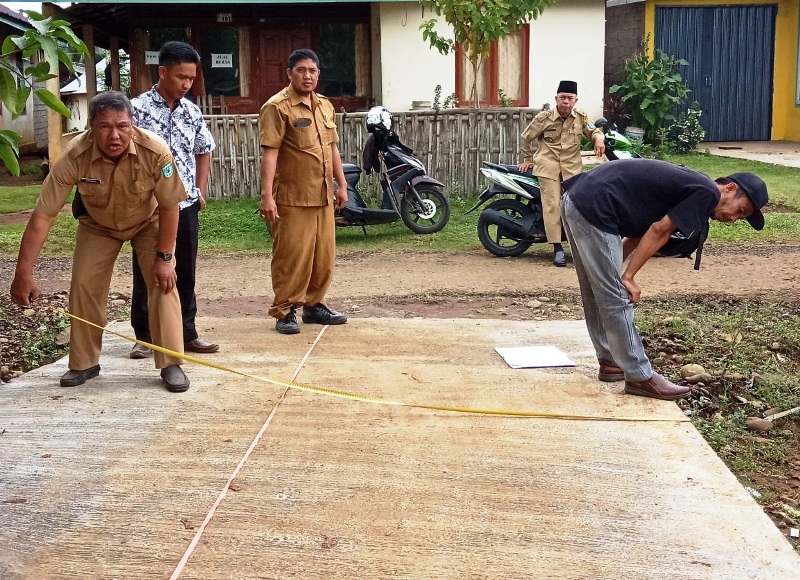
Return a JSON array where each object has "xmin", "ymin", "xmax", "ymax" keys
[
  {"xmin": 0, "ymin": 4, "xmax": 33, "ymax": 32},
  {"xmin": 52, "ymin": 1, "xmax": 403, "ymax": 50},
  {"xmin": 61, "ymin": 57, "xmax": 107, "ymax": 95}
]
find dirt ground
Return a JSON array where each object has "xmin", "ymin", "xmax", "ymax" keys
[{"xmin": 2, "ymin": 243, "xmax": 800, "ymax": 318}]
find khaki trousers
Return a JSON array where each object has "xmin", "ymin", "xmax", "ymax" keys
[
  {"xmin": 537, "ymin": 175, "xmax": 564, "ymax": 243},
  {"xmin": 268, "ymin": 203, "xmax": 335, "ymax": 319},
  {"xmin": 69, "ymin": 221, "xmax": 184, "ymax": 370}
]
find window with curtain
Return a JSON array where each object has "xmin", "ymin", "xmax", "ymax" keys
[{"xmin": 456, "ymin": 26, "xmax": 529, "ymax": 107}]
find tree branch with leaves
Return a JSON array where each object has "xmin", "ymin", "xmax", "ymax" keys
[
  {"xmin": 419, "ymin": 0, "xmax": 556, "ymax": 108},
  {"xmin": 0, "ymin": 10, "xmax": 88, "ymax": 175}
]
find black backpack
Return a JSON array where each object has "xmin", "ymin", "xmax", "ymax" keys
[{"xmin": 655, "ymin": 221, "xmax": 709, "ymax": 270}]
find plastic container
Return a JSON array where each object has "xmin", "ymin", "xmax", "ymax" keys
[{"xmin": 624, "ymin": 126, "xmax": 645, "ymax": 143}]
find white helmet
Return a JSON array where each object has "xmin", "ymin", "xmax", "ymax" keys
[{"xmin": 366, "ymin": 106, "xmax": 392, "ymax": 133}]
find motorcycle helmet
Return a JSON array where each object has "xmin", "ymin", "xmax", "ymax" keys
[{"xmin": 366, "ymin": 106, "xmax": 393, "ymax": 133}]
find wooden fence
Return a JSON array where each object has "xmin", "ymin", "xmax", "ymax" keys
[{"xmin": 204, "ymin": 107, "xmax": 541, "ymax": 200}]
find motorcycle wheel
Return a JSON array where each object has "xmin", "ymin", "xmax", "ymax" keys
[
  {"xmin": 476, "ymin": 198, "xmax": 534, "ymax": 257},
  {"xmin": 400, "ymin": 184, "xmax": 451, "ymax": 234}
]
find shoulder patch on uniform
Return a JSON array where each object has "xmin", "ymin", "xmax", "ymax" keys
[
  {"xmin": 162, "ymin": 161, "xmax": 175, "ymax": 179},
  {"xmin": 267, "ymin": 90, "xmax": 290, "ymax": 105},
  {"xmin": 573, "ymin": 107, "xmax": 588, "ymax": 117},
  {"xmin": 535, "ymin": 109, "xmax": 551, "ymax": 120}
]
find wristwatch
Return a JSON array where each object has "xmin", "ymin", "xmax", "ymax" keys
[{"xmin": 156, "ymin": 251, "xmax": 173, "ymax": 262}]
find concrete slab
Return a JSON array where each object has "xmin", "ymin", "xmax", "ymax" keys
[{"xmin": 1, "ymin": 317, "xmax": 798, "ymax": 578}]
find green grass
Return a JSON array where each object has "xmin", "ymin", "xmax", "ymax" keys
[
  {"xmin": 1, "ymin": 155, "xmax": 799, "ymax": 258},
  {"xmin": 0, "ymin": 185, "xmax": 44, "ymax": 213},
  {"xmin": 637, "ymin": 296, "xmax": 800, "ymax": 477},
  {"xmin": 0, "ymin": 213, "xmax": 78, "ymax": 256},
  {"xmin": 666, "ymin": 152, "xmax": 800, "ymax": 210}
]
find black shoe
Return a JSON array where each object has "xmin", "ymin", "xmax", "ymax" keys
[
  {"xmin": 302, "ymin": 303, "xmax": 348, "ymax": 325},
  {"xmin": 553, "ymin": 249, "xmax": 566, "ymax": 267},
  {"xmin": 276, "ymin": 308, "xmax": 300, "ymax": 334},
  {"xmin": 161, "ymin": 365, "xmax": 190, "ymax": 393},
  {"xmin": 60, "ymin": 364, "xmax": 101, "ymax": 387}
]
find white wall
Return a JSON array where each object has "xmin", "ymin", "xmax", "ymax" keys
[
  {"xmin": 376, "ymin": 0, "xmax": 607, "ymax": 118},
  {"xmin": 528, "ymin": 0, "xmax": 607, "ymax": 119},
  {"xmin": 62, "ymin": 95, "xmax": 89, "ymax": 132},
  {"xmin": 0, "ymin": 91, "xmax": 36, "ymax": 147},
  {"xmin": 377, "ymin": 3, "xmax": 455, "ymax": 112}
]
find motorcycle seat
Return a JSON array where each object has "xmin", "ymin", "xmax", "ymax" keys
[{"xmin": 482, "ymin": 161, "xmax": 531, "ymax": 176}]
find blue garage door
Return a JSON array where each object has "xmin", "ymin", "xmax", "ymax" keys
[{"xmin": 656, "ymin": 5, "xmax": 776, "ymax": 141}]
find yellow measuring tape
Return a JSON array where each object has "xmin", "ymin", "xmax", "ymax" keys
[{"xmin": 56, "ymin": 308, "xmax": 688, "ymax": 423}]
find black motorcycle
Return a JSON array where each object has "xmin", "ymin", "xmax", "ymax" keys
[{"xmin": 337, "ymin": 107, "xmax": 450, "ymax": 234}]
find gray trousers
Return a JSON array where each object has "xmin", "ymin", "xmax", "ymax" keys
[{"xmin": 561, "ymin": 192, "xmax": 652, "ymax": 382}]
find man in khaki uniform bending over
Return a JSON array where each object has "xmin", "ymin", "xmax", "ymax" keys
[
  {"xmin": 10, "ymin": 91, "xmax": 191, "ymax": 393},
  {"xmin": 258, "ymin": 48, "xmax": 349, "ymax": 335},
  {"xmin": 519, "ymin": 80, "xmax": 605, "ymax": 267}
]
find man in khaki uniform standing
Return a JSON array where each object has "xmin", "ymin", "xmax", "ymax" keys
[
  {"xmin": 258, "ymin": 48, "xmax": 349, "ymax": 335},
  {"xmin": 10, "ymin": 91, "xmax": 191, "ymax": 393},
  {"xmin": 520, "ymin": 80, "xmax": 605, "ymax": 266}
]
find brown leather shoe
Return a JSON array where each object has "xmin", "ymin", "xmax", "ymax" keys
[
  {"xmin": 130, "ymin": 343, "xmax": 153, "ymax": 359},
  {"xmin": 598, "ymin": 360, "xmax": 624, "ymax": 382},
  {"xmin": 624, "ymin": 372, "xmax": 691, "ymax": 401},
  {"xmin": 184, "ymin": 337, "xmax": 220, "ymax": 353}
]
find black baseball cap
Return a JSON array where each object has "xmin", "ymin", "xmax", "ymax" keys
[{"xmin": 727, "ymin": 172, "xmax": 768, "ymax": 230}]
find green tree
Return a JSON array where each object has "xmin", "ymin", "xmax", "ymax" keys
[
  {"xmin": 419, "ymin": 0, "xmax": 556, "ymax": 107},
  {"xmin": 0, "ymin": 10, "xmax": 88, "ymax": 175}
]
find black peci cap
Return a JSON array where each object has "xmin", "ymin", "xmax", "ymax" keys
[
  {"xmin": 557, "ymin": 80, "xmax": 577, "ymax": 95},
  {"xmin": 727, "ymin": 172, "xmax": 768, "ymax": 230}
]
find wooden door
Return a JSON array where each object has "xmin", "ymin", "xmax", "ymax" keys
[{"xmin": 257, "ymin": 28, "xmax": 313, "ymax": 105}]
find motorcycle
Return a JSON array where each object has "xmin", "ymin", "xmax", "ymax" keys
[
  {"xmin": 337, "ymin": 106, "xmax": 450, "ymax": 234},
  {"xmin": 465, "ymin": 117, "xmax": 638, "ymax": 257},
  {"xmin": 262, "ymin": 106, "xmax": 450, "ymax": 236}
]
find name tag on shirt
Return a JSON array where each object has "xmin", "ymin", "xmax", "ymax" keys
[{"xmin": 80, "ymin": 177, "xmax": 102, "ymax": 184}]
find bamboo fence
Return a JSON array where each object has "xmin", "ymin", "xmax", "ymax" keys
[{"xmin": 205, "ymin": 107, "xmax": 541, "ymax": 200}]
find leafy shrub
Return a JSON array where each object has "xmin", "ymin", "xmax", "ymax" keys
[
  {"xmin": 433, "ymin": 84, "xmax": 458, "ymax": 112},
  {"xmin": 609, "ymin": 39, "xmax": 690, "ymax": 143},
  {"xmin": 665, "ymin": 101, "xmax": 706, "ymax": 153}
]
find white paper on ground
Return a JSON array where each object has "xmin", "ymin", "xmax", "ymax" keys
[{"xmin": 495, "ymin": 345, "xmax": 576, "ymax": 369}]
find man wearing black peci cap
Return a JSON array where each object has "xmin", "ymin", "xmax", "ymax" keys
[
  {"xmin": 560, "ymin": 158, "xmax": 768, "ymax": 401},
  {"xmin": 519, "ymin": 80, "xmax": 606, "ymax": 266}
]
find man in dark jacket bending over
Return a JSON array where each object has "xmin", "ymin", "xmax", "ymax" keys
[{"xmin": 561, "ymin": 158, "xmax": 768, "ymax": 400}]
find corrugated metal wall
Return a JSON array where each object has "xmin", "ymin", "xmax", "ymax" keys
[{"xmin": 656, "ymin": 5, "xmax": 776, "ymax": 141}]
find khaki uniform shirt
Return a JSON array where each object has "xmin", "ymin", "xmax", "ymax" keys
[
  {"xmin": 521, "ymin": 107, "xmax": 602, "ymax": 181},
  {"xmin": 36, "ymin": 127, "xmax": 186, "ymax": 239},
  {"xmin": 258, "ymin": 85, "xmax": 339, "ymax": 206}
]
